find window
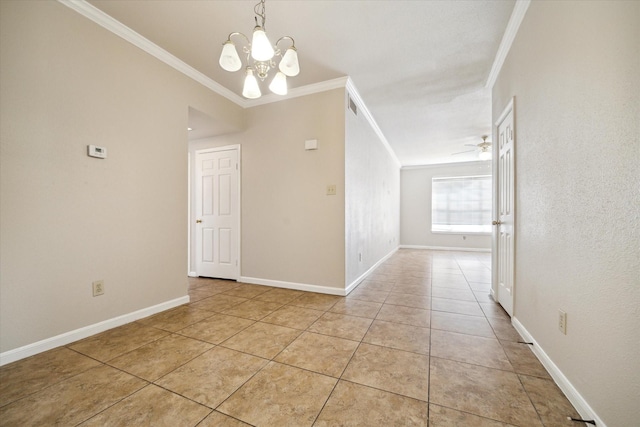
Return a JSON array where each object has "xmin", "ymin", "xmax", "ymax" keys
[{"xmin": 432, "ymin": 175, "xmax": 492, "ymax": 234}]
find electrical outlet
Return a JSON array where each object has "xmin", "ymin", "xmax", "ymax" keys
[
  {"xmin": 93, "ymin": 280, "xmax": 105, "ymax": 297},
  {"xmin": 326, "ymin": 185, "xmax": 337, "ymax": 196},
  {"xmin": 558, "ymin": 310, "xmax": 567, "ymax": 334}
]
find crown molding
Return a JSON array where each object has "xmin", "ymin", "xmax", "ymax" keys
[
  {"xmin": 401, "ymin": 160, "xmax": 491, "ymax": 170},
  {"xmin": 485, "ymin": 0, "xmax": 531, "ymax": 89},
  {"xmin": 243, "ymin": 76, "xmax": 350, "ymax": 108},
  {"xmin": 58, "ymin": 1, "xmax": 352, "ymax": 110},
  {"xmin": 58, "ymin": 0, "xmax": 246, "ymax": 106},
  {"xmin": 345, "ymin": 78, "xmax": 402, "ymax": 168},
  {"xmin": 59, "ymin": 0, "xmax": 401, "ymax": 165}
]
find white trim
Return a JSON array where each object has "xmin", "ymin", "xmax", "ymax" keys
[
  {"xmin": 57, "ymin": 1, "xmax": 355, "ymax": 111},
  {"xmin": 485, "ymin": 0, "xmax": 531, "ymax": 89},
  {"xmin": 0, "ymin": 296, "xmax": 189, "ymax": 366},
  {"xmin": 512, "ymin": 318, "xmax": 606, "ymax": 427},
  {"xmin": 496, "ymin": 97, "xmax": 515, "ymax": 127},
  {"xmin": 243, "ymin": 77, "xmax": 349, "ymax": 108},
  {"xmin": 59, "ymin": 1, "xmax": 402, "ymax": 170},
  {"xmin": 345, "ymin": 247, "xmax": 398, "ymax": 294},
  {"xmin": 399, "ymin": 245, "xmax": 491, "ymax": 253},
  {"xmin": 402, "ymin": 160, "xmax": 490, "ymax": 170},
  {"xmin": 431, "ymin": 233, "xmax": 492, "ymax": 238},
  {"xmin": 240, "ymin": 277, "xmax": 346, "ymax": 296},
  {"xmin": 57, "ymin": 0, "xmax": 244, "ymax": 106},
  {"xmin": 345, "ymin": 78, "xmax": 402, "ymax": 168},
  {"xmin": 187, "ymin": 151, "xmax": 192, "ymax": 276}
]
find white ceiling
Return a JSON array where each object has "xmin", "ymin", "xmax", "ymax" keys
[{"xmin": 87, "ymin": 0, "xmax": 516, "ymax": 166}]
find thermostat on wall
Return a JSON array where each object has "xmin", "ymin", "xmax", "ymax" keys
[{"xmin": 87, "ymin": 145, "xmax": 107, "ymax": 159}]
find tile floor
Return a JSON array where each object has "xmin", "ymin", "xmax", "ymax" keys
[{"xmin": 0, "ymin": 249, "xmax": 582, "ymax": 426}]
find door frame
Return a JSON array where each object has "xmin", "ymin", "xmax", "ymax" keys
[
  {"xmin": 492, "ymin": 97, "xmax": 515, "ymax": 314},
  {"xmin": 188, "ymin": 144, "xmax": 241, "ymax": 278}
]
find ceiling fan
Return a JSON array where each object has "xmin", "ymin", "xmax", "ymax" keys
[{"xmin": 452, "ymin": 135, "xmax": 492, "ymax": 160}]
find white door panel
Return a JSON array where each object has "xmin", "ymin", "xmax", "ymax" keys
[
  {"xmin": 195, "ymin": 148, "xmax": 239, "ymax": 280},
  {"xmin": 495, "ymin": 101, "xmax": 515, "ymax": 316}
]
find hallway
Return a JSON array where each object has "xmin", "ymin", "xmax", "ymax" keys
[{"xmin": 0, "ymin": 249, "xmax": 580, "ymax": 426}]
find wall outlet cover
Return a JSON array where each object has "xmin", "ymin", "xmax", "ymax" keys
[{"xmin": 93, "ymin": 280, "xmax": 105, "ymax": 297}]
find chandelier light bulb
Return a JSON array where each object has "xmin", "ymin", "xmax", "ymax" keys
[
  {"xmin": 251, "ymin": 26, "xmax": 274, "ymax": 61},
  {"xmin": 242, "ymin": 68, "xmax": 262, "ymax": 99},
  {"xmin": 278, "ymin": 47, "xmax": 300, "ymax": 77},
  {"xmin": 219, "ymin": 41, "xmax": 242, "ymax": 72},
  {"xmin": 269, "ymin": 71, "xmax": 288, "ymax": 95}
]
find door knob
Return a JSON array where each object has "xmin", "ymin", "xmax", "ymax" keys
[
  {"xmin": 196, "ymin": 219, "xmax": 202, "ymax": 224},
  {"xmin": 492, "ymin": 220, "xmax": 502, "ymax": 225}
]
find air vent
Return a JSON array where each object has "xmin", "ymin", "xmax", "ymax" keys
[{"xmin": 348, "ymin": 95, "xmax": 358, "ymax": 116}]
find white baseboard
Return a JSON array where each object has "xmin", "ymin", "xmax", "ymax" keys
[
  {"xmin": 239, "ymin": 276, "xmax": 346, "ymax": 296},
  {"xmin": 241, "ymin": 248, "xmax": 400, "ymax": 297},
  {"xmin": 511, "ymin": 317, "xmax": 605, "ymax": 427},
  {"xmin": 188, "ymin": 271, "xmax": 198, "ymax": 277},
  {"xmin": 345, "ymin": 247, "xmax": 398, "ymax": 294},
  {"xmin": 399, "ymin": 245, "xmax": 491, "ymax": 253},
  {"xmin": 0, "ymin": 296, "xmax": 189, "ymax": 366}
]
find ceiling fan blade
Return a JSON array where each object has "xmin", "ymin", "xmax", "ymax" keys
[
  {"xmin": 452, "ymin": 149, "xmax": 476, "ymax": 155},
  {"xmin": 464, "ymin": 144, "xmax": 478, "ymax": 147}
]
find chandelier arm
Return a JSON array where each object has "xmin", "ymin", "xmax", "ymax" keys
[
  {"xmin": 275, "ymin": 36, "xmax": 296, "ymax": 50},
  {"xmin": 220, "ymin": 0, "xmax": 299, "ymax": 99},
  {"xmin": 226, "ymin": 32, "xmax": 251, "ymax": 45}
]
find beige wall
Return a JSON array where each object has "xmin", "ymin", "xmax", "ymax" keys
[
  {"xmin": 492, "ymin": 1, "xmax": 639, "ymax": 425},
  {"xmin": 0, "ymin": 0, "xmax": 242, "ymax": 353},
  {"xmin": 345, "ymin": 92, "xmax": 401, "ymax": 287},
  {"xmin": 400, "ymin": 162, "xmax": 492, "ymax": 250},
  {"xmin": 197, "ymin": 90, "xmax": 346, "ymax": 290}
]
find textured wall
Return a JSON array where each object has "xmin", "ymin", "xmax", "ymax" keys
[
  {"xmin": 492, "ymin": 1, "xmax": 640, "ymax": 425},
  {"xmin": 400, "ymin": 162, "xmax": 492, "ymax": 250},
  {"xmin": 345, "ymin": 92, "xmax": 401, "ymax": 287},
  {"xmin": 0, "ymin": 1, "xmax": 242, "ymax": 352}
]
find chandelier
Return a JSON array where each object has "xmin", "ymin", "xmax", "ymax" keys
[{"xmin": 218, "ymin": 0, "xmax": 300, "ymax": 99}]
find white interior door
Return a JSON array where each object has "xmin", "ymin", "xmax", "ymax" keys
[
  {"xmin": 495, "ymin": 100, "xmax": 515, "ymax": 316},
  {"xmin": 195, "ymin": 148, "xmax": 239, "ymax": 280}
]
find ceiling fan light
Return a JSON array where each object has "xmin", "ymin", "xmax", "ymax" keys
[
  {"xmin": 279, "ymin": 47, "xmax": 300, "ymax": 76},
  {"xmin": 269, "ymin": 71, "xmax": 288, "ymax": 95},
  {"xmin": 251, "ymin": 26, "xmax": 274, "ymax": 61},
  {"xmin": 479, "ymin": 150, "xmax": 492, "ymax": 161},
  {"xmin": 242, "ymin": 68, "xmax": 261, "ymax": 99},
  {"xmin": 219, "ymin": 41, "xmax": 242, "ymax": 72}
]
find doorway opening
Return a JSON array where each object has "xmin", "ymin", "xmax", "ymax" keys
[{"xmin": 187, "ymin": 107, "xmax": 242, "ymax": 280}]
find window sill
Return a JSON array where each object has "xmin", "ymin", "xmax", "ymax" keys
[{"xmin": 431, "ymin": 231, "xmax": 492, "ymax": 236}]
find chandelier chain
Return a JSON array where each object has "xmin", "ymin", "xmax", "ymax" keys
[{"xmin": 254, "ymin": 0, "xmax": 267, "ymax": 29}]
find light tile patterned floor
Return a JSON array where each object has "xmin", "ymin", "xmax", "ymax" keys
[{"xmin": 0, "ymin": 250, "xmax": 582, "ymax": 426}]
